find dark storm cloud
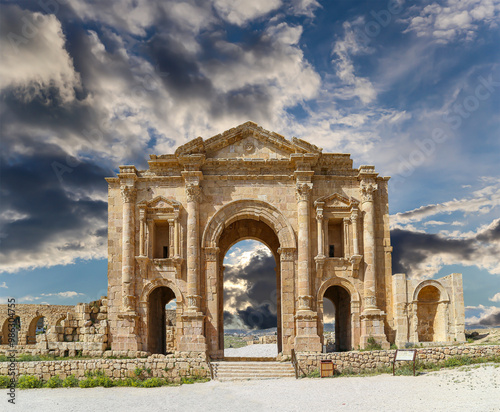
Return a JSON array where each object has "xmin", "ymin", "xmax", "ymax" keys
[
  {"xmin": 224, "ymin": 249, "xmax": 277, "ymax": 307},
  {"xmin": 237, "ymin": 303, "xmax": 277, "ymax": 330},
  {"xmin": 224, "ymin": 249, "xmax": 278, "ymax": 329},
  {"xmin": 391, "ymin": 228, "xmax": 475, "ymax": 275},
  {"xmin": 0, "ymin": 142, "xmax": 110, "ymax": 267},
  {"xmin": 479, "ymin": 310, "xmax": 500, "ymax": 327}
]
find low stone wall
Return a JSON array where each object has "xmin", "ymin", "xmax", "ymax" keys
[
  {"xmin": 0, "ymin": 352, "xmax": 209, "ymax": 383},
  {"xmin": 296, "ymin": 345, "xmax": 500, "ymax": 375}
]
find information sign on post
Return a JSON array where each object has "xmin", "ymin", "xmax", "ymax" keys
[{"xmin": 393, "ymin": 349, "xmax": 417, "ymax": 376}]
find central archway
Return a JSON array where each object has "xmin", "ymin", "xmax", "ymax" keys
[{"xmin": 202, "ymin": 199, "xmax": 296, "ymax": 358}]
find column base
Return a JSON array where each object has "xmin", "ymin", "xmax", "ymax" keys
[
  {"xmin": 179, "ymin": 311, "xmax": 207, "ymax": 352},
  {"xmin": 360, "ymin": 309, "xmax": 390, "ymax": 350},
  {"xmin": 294, "ymin": 310, "xmax": 322, "ymax": 352},
  {"xmin": 113, "ymin": 312, "xmax": 141, "ymax": 351}
]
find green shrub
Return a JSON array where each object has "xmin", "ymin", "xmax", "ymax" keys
[
  {"xmin": 306, "ymin": 369, "xmax": 320, "ymax": 378},
  {"xmin": 365, "ymin": 337, "xmax": 382, "ymax": 351},
  {"xmin": 45, "ymin": 375, "xmax": 63, "ymax": 388},
  {"xmin": 18, "ymin": 375, "xmax": 44, "ymax": 389},
  {"xmin": 443, "ymin": 356, "xmax": 473, "ymax": 368},
  {"xmin": 115, "ymin": 377, "xmax": 141, "ymax": 387},
  {"xmin": 79, "ymin": 378, "xmax": 98, "ymax": 388},
  {"xmin": 0, "ymin": 376, "xmax": 12, "ymax": 388},
  {"xmin": 141, "ymin": 378, "xmax": 164, "ymax": 387},
  {"xmin": 62, "ymin": 374, "xmax": 79, "ymax": 388},
  {"xmin": 95, "ymin": 375, "xmax": 114, "ymax": 388}
]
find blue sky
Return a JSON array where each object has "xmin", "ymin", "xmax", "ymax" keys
[{"xmin": 0, "ymin": 0, "xmax": 499, "ymax": 327}]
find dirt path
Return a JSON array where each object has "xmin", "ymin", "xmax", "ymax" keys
[{"xmin": 8, "ymin": 364, "xmax": 500, "ymax": 412}]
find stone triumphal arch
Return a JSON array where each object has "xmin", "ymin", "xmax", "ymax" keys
[{"xmin": 105, "ymin": 122, "xmax": 465, "ymax": 356}]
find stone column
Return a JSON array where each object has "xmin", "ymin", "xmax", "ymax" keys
[
  {"xmin": 293, "ymin": 171, "xmax": 321, "ymax": 352},
  {"xmin": 185, "ymin": 182, "xmax": 201, "ymax": 310},
  {"xmin": 121, "ymin": 185, "xmax": 136, "ymax": 312},
  {"xmin": 361, "ymin": 181, "xmax": 378, "ymax": 311},
  {"xmin": 296, "ymin": 182, "xmax": 313, "ymax": 309},
  {"xmin": 174, "ymin": 217, "xmax": 180, "ymax": 258},
  {"xmin": 343, "ymin": 217, "xmax": 350, "ymax": 258},
  {"xmin": 351, "ymin": 209, "xmax": 360, "ymax": 255},
  {"xmin": 358, "ymin": 174, "xmax": 389, "ymax": 349},
  {"xmin": 139, "ymin": 208, "xmax": 146, "ymax": 257},
  {"xmin": 179, "ymin": 167, "xmax": 206, "ymax": 352},
  {"xmin": 316, "ymin": 205, "xmax": 325, "ymax": 258}
]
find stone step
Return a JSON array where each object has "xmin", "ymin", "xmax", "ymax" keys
[{"xmin": 211, "ymin": 361, "xmax": 296, "ymax": 381}]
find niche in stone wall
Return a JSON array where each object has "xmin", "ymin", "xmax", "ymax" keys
[
  {"xmin": 417, "ymin": 285, "xmax": 441, "ymax": 342},
  {"xmin": 328, "ymin": 219, "xmax": 343, "ymax": 258},
  {"xmin": 153, "ymin": 221, "xmax": 171, "ymax": 259}
]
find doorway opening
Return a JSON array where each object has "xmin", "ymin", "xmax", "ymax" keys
[
  {"xmin": 148, "ymin": 286, "xmax": 177, "ymax": 354},
  {"xmin": 222, "ymin": 239, "xmax": 278, "ymax": 358},
  {"xmin": 323, "ymin": 285, "xmax": 351, "ymax": 351}
]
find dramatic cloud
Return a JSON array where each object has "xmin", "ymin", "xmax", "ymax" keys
[
  {"xmin": 392, "ymin": 218, "xmax": 500, "ymax": 279},
  {"xmin": 0, "ymin": 5, "xmax": 81, "ymax": 103},
  {"xmin": 0, "ymin": 146, "xmax": 109, "ymax": 273},
  {"xmin": 237, "ymin": 303, "xmax": 277, "ymax": 330},
  {"xmin": 224, "ymin": 246, "xmax": 278, "ymax": 330}
]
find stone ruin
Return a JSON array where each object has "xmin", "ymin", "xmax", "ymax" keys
[{"xmin": 0, "ymin": 122, "xmax": 466, "ymax": 358}]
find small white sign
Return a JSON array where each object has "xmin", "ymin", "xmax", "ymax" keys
[{"xmin": 395, "ymin": 350, "xmax": 416, "ymax": 361}]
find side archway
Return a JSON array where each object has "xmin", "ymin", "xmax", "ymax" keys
[
  {"xmin": 318, "ymin": 277, "xmax": 361, "ymax": 350},
  {"xmin": 412, "ymin": 280, "xmax": 450, "ymax": 343}
]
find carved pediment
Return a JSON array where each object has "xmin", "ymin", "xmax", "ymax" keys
[
  {"xmin": 314, "ymin": 192, "xmax": 359, "ymax": 209},
  {"xmin": 173, "ymin": 121, "xmax": 322, "ymax": 160},
  {"xmin": 138, "ymin": 196, "xmax": 180, "ymax": 211}
]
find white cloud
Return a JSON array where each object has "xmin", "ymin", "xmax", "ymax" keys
[
  {"xmin": 0, "ymin": 6, "xmax": 81, "ymax": 103},
  {"xmin": 489, "ymin": 292, "xmax": 500, "ymax": 302},
  {"xmin": 403, "ymin": 0, "xmax": 500, "ymax": 44},
  {"xmin": 17, "ymin": 291, "xmax": 85, "ymax": 303},
  {"xmin": 391, "ymin": 179, "xmax": 500, "ymax": 227},
  {"xmin": 213, "ymin": 0, "xmax": 282, "ymax": 26},
  {"xmin": 465, "ymin": 304, "xmax": 500, "ymax": 326},
  {"xmin": 331, "ymin": 21, "xmax": 377, "ymax": 104},
  {"xmin": 0, "ymin": 282, "xmax": 7, "ymax": 289}
]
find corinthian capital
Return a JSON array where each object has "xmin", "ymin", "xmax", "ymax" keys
[
  {"xmin": 360, "ymin": 181, "xmax": 378, "ymax": 203},
  {"xmin": 186, "ymin": 184, "xmax": 201, "ymax": 203},
  {"xmin": 296, "ymin": 183, "xmax": 312, "ymax": 202},
  {"xmin": 121, "ymin": 186, "xmax": 137, "ymax": 203}
]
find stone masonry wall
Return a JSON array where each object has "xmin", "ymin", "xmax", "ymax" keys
[
  {"xmin": 0, "ymin": 352, "xmax": 209, "ymax": 383},
  {"xmin": 296, "ymin": 345, "xmax": 500, "ymax": 375}
]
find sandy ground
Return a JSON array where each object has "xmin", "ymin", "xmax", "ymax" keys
[
  {"xmin": 8, "ymin": 364, "xmax": 500, "ymax": 412},
  {"xmin": 224, "ymin": 343, "xmax": 277, "ymax": 357}
]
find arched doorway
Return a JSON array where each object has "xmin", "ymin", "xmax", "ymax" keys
[
  {"xmin": 416, "ymin": 285, "xmax": 441, "ymax": 342},
  {"xmin": 218, "ymin": 220, "xmax": 281, "ymax": 354},
  {"xmin": 148, "ymin": 286, "xmax": 176, "ymax": 354},
  {"xmin": 27, "ymin": 316, "xmax": 46, "ymax": 344},
  {"xmin": 1, "ymin": 316, "xmax": 20, "ymax": 346},
  {"xmin": 223, "ymin": 239, "xmax": 278, "ymax": 357},
  {"xmin": 323, "ymin": 286, "xmax": 351, "ymax": 351},
  {"xmin": 202, "ymin": 199, "xmax": 297, "ymax": 357}
]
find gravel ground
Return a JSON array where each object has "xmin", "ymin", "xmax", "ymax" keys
[
  {"xmin": 224, "ymin": 343, "xmax": 277, "ymax": 357},
  {"xmin": 9, "ymin": 364, "xmax": 500, "ymax": 412}
]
